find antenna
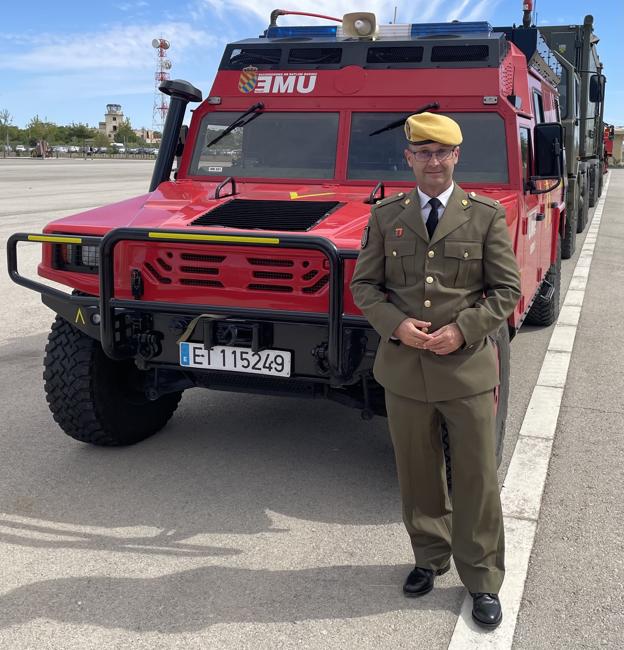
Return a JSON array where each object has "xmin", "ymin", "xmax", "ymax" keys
[{"xmin": 152, "ymin": 37, "xmax": 172, "ymax": 136}]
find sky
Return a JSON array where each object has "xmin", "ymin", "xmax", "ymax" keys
[{"xmin": 2, "ymin": 0, "xmax": 623, "ymax": 130}]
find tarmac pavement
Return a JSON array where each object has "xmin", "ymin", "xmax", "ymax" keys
[{"xmin": 0, "ymin": 158, "xmax": 621, "ymax": 648}]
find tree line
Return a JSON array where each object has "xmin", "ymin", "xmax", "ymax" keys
[{"xmin": 1, "ymin": 109, "xmax": 157, "ymax": 148}]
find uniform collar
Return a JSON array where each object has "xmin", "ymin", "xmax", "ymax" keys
[
  {"xmin": 397, "ymin": 184, "xmax": 470, "ymax": 244},
  {"xmin": 417, "ymin": 182, "xmax": 455, "ymax": 210}
]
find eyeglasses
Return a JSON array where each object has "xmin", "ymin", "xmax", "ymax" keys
[{"xmin": 408, "ymin": 147, "xmax": 456, "ymax": 162}]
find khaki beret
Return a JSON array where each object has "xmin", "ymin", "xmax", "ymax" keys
[{"xmin": 404, "ymin": 112, "xmax": 463, "ymax": 146}]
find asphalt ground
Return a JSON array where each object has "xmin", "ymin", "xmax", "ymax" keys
[{"xmin": 0, "ymin": 158, "xmax": 620, "ymax": 648}]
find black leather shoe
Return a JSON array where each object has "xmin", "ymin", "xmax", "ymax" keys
[
  {"xmin": 403, "ymin": 564, "xmax": 450, "ymax": 597},
  {"xmin": 471, "ymin": 592, "xmax": 502, "ymax": 629}
]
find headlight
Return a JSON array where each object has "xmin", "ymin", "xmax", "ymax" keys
[
  {"xmin": 78, "ymin": 245, "xmax": 99, "ymax": 267},
  {"xmin": 54, "ymin": 243, "xmax": 99, "ymax": 274}
]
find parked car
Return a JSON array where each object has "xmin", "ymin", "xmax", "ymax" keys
[
  {"xmin": 15, "ymin": 145, "xmax": 27, "ymax": 153},
  {"xmin": 67, "ymin": 146, "xmax": 80, "ymax": 153}
]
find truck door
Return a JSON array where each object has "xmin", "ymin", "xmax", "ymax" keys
[
  {"xmin": 519, "ymin": 126, "xmax": 542, "ymax": 302},
  {"xmin": 530, "ymin": 91, "xmax": 554, "ymax": 281}
]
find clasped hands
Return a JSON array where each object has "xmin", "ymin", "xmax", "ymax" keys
[{"xmin": 392, "ymin": 318, "xmax": 464, "ymax": 355}]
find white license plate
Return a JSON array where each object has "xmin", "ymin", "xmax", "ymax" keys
[{"xmin": 179, "ymin": 342, "xmax": 291, "ymax": 377}]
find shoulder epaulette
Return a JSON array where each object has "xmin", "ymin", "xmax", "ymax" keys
[
  {"xmin": 373, "ymin": 192, "xmax": 407, "ymax": 209},
  {"xmin": 466, "ymin": 191, "xmax": 500, "ymax": 209}
]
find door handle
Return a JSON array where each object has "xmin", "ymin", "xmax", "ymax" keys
[{"xmin": 535, "ymin": 213, "xmax": 546, "ymax": 221}]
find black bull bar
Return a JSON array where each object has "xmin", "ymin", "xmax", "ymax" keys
[{"xmin": 7, "ymin": 228, "xmax": 365, "ymax": 381}]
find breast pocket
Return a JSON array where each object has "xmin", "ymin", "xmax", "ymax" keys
[
  {"xmin": 444, "ymin": 241, "xmax": 483, "ymax": 287},
  {"xmin": 384, "ymin": 240, "xmax": 416, "ymax": 286}
]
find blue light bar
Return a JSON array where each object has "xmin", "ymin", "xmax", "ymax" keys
[
  {"xmin": 410, "ymin": 21, "xmax": 493, "ymax": 37},
  {"xmin": 265, "ymin": 25, "xmax": 338, "ymax": 39}
]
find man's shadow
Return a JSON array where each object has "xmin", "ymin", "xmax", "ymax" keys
[{"xmin": 0, "ymin": 564, "xmax": 464, "ymax": 632}]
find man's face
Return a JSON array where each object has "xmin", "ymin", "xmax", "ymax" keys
[{"xmin": 404, "ymin": 143, "xmax": 460, "ymax": 196}]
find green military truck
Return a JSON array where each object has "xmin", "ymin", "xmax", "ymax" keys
[{"xmin": 497, "ymin": 12, "xmax": 606, "ymax": 258}]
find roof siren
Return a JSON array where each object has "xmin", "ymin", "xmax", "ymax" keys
[{"xmin": 342, "ymin": 12, "xmax": 378, "ymax": 39}]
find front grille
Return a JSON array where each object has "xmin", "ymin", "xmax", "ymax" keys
[
  {"xmin": 122, "ymin": 244, "xmax": 331, "ymax": 299},
  {"xmin": 248, "ymin": 257, "xmax": 294, "ymax": 267},
  {"xmin": 190, "ymin": 199, "xmax": 341, "ymax": 231}
]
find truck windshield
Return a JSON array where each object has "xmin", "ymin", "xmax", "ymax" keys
[
  {"xmin": 348, "ymin": 112, "xmax": 509, "ymax": 184},
  {"xmin": 189, "ymin": 111, "xmax": 339, "ymax": 179}
]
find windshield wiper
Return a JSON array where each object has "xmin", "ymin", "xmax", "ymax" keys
[
  {"xmin": 368, "ymin": 102, "xmax": 440, "ymax": 137},
  {"xmin": 206, "ymin": 102, "xmax": 265, "ymax": 148}
]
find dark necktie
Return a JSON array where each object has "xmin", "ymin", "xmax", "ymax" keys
[{"xmin": 426, "ymin": 197, "xmax": 441, "ymax": 239}]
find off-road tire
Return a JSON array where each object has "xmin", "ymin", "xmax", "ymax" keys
[
  {"xmin": 598, "ymin": 168, "xmax": 604, "ymax": 198},
  {"xmin": 561, "ymin": 203, "xmax": 577, "ymax": 259},
  {"xmin": 524, "ymin": 235, "xmax": 561, "ymax": 327},
  {"xmin": 43, "ymin": 316, "xmax": 182, "ymax": 445},
  {"xmin": 588, "ymin": 167, "xmax": 597, "ymax": 208},
  {"xmin": 577, "ymin": 186, "xmax": 589, "ymax": 233}
]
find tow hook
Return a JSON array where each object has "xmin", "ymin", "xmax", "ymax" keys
[
  {"xmin": 311, "ymin": 342, "xmax": 330, "ymax": 374},
  {"xmin": 136, "ymin": 331, "xmax": 162, "ymax": 361},
  {"xmin": 537, "ymin": 279, "xmax": 555, "ymax": 303}
]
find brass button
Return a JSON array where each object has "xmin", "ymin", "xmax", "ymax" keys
[
  {"xmin": 392, "ymin": 250, "xmax": 397, "ymax": 257},
  {"xmin": 426, "ymin": 276, "xmax": 433, "ymax": 284},
  {"xmin": 463, "ymin": 251, "xmax": 469, "ymax": 258},
  {"xmin": 427, "ymin": 250, "xmax": 435, "ymax": 258},
  {"xmin": 424, "ymin": 300, "xmax": 431, "ymax": 307},
  {"xmin": 405, "ymin": 198, "xmax": 411, "ymax": 205},
  {"xmin": 421, "ymin": 327, "xmax": 429, "ymax": 333},
  {"xmin": 398, "ymin": 192, "xmax": 405, "ymax": 197}
]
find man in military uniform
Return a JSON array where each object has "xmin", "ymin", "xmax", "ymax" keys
[{"xmin": 350, "ymin": 113, "xmax": 521, "ymax": 629}]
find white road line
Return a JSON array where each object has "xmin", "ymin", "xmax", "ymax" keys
[{"xmin": 448, "ymin": 173, "xmax": 611, "ymax": 649}]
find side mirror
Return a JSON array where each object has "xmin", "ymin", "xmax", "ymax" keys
[
  {"xmin": 530, "ymin": 122, "xmax": 564, "ymax": 194},
  {"xmin": 534, "ymin": 122, "xmax": 564, "ymax": 178},
  {"xmin": 589, "ymin": 74, "xmax": 605, "ymax": 103}
]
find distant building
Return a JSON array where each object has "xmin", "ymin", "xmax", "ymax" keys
[
  {"xmin": 98, "ymin": 104, "xmax": 124, "ymax": 140},
  {"xmin": 134, "ymin": 127, "xmax": 159, "ymax": 144}
]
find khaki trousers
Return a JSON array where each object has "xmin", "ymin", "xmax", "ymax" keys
[{"xmin": 385, "ymin": 389, "xmax": 505, "ymax": 593}]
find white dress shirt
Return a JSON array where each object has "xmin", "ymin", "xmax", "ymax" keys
[{"xmin": 417, "ymin": 183, "xmax": 455, "ymax": 226}]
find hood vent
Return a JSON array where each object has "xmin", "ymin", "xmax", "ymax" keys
[{"xmin": 190, "ymin": 199, "xmax": 341, "ymax": 232}]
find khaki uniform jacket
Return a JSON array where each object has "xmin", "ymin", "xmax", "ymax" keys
[{"xmin": 350, "ymin": 185, "xmax": 521, "ymax": 402}]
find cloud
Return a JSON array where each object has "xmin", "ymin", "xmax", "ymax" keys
[
  {"xmin": 190, "ymin": 0, "xmax": 452, "ymax": 26},
  {"xmin": 3, "ymin": 22, "xmax": 217, "ymax": 73},
  {"xmin": 463, "ymin": 0, "xmax": 502, "ymax": 21}
]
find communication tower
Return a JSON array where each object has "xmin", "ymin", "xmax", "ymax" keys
[{"xmin": 152, "ymin": 38, "xmax": 172, "ymax": 134}]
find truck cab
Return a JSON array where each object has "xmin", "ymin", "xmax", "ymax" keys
[{"xmin": 8, "ymin": 11, "xmax": 567, "ymax": 452}]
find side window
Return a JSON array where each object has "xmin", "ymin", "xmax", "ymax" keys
[
  {"xmin": 532, "ymin": 91, "xmax": 545, "ymax": 123},
  {"xmin": 520, "ymin": 127, "xmax": 531, "ymax": 188}
]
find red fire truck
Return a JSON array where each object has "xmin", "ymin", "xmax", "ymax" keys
[
  {"xmin": 8, "ymin": 7, "xmax": 569, "ymax": 463},
  {"xmin": 604, "ymin": 124, "xmax": 615, "ymax": 171}
]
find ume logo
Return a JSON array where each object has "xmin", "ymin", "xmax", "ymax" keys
[{"xmin": 238, "ymin": 70, "xmax": 317, "ymax": 94}]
